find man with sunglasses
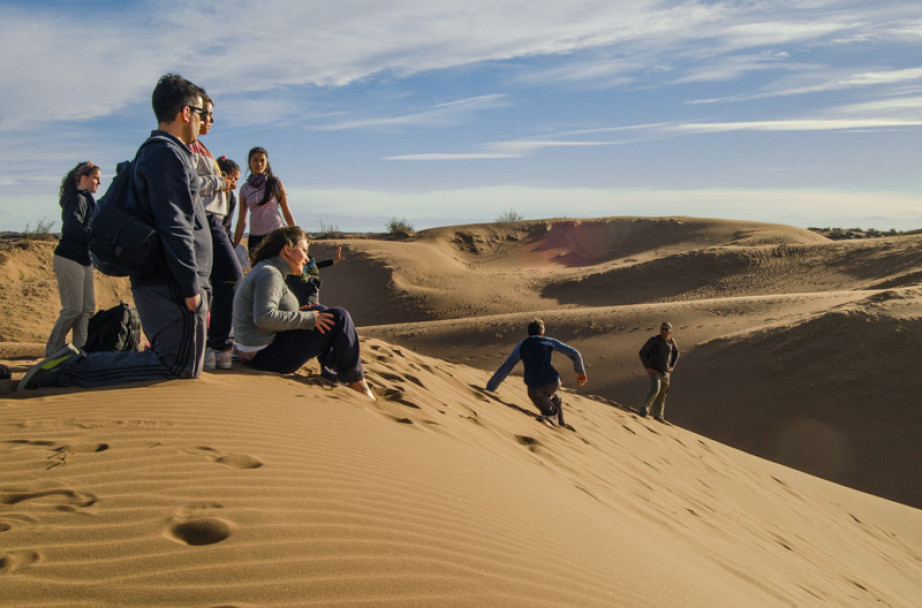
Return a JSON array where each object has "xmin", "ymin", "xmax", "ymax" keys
[
  {"xmin": 20, "ymin": 74, "xmax": 213, "ymax": 390},
  {"xmin": 638, "ymin": 322, "xmax": 680, "ymax": 422}
]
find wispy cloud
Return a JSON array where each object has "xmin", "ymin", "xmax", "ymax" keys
[
  {"xmin": 4, "ymin": 1, "xmax": 917, "ymax": 129},
  {"xmin": 689, "ymin": 66, "xmax": 922, "ymax": 104},
  {"xmin": 668, "ymin": 118, "xmax": 922, "ymax": 134},
  {"xmin": 385, "ymin": 138, "xmax": 621, "ymax": 161},
  {"xmin": 316, "ymin": 95, "xmax": 510, "ymax": 131}
]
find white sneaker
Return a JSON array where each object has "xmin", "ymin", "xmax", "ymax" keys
[
  {"xmin": 203, "ymin": 348, "xmax": 216, "ymax": 370},
  {"xmin": 215, "ymin": 350, "xmax": 233, "ymax": 370}
]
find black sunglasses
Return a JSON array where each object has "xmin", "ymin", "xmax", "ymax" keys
[{"xmin": 188, "ymin": 105, "xmax": 213, "ymax": 120}]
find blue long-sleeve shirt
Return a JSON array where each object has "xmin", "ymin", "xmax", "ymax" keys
[{"xmin": 487, "ymin": 336, "xmax": 585, "ymax": 391}]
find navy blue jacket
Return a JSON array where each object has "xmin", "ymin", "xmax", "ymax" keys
[
  {"xmin": 130, "ymin": 131, "xmax": 212, "ymax": 298},
  {"xmin": 54, "ymin": 189, "xmax": 95, "ymax": 266},
  {"xmin": 487, "ymin": 335, "xmax": 585, "ymax": 390}
]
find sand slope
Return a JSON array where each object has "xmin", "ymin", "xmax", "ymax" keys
[
  {"xmin": 2, "ymin": 341, "xmax": 920, "ymax": 607},
  {"xmin": 2, "ymin": 216, "xmax": 921, "ymax": 606}
]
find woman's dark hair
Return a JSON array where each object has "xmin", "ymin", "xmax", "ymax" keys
[
  {"xmin": 251, "ymin": 226, "xmax": 309, "ymax": 265},
  {"xmin": 60, "ymin": 161, "xmax": 99, "ymax": 200},
  {"xmin": 216, "ymin": 155, "xmax": 239, "ymax": 175},
  {"xmin": 247, "ymin": 146, "xmax": 280, "ymax": 206}
]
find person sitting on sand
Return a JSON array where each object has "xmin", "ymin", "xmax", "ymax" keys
[
  {"xmin": 638, "ymin": 321, "xmax": 679, "ymax": 422},
  {"xmin": 485, "ymin": 318, "xmax": 587, "ymax": 425},
  {"xmin": 232, "ymin": 226, "xmax": 374, "ymax": 400}
]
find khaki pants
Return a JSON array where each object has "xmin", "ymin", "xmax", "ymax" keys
[
  {"xmin": 46, "ymin": 255, "xmax": 95, "ymax": 355},
  {"xmin": 642, "ymin": 371, "xmax": 670, "ymax": 419}
]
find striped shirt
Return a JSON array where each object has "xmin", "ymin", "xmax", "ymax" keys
[{"xmin": 240, "ymin": 178, "xmax": 286, "ymax": 237}]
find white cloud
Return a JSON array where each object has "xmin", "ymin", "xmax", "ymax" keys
[
  {"xmin": 6, "ymin": 1, "xmax": 916, "ymax": 128},
  {"xmin": 316, "ymin": 95, "xmax": 510, "ymax": 131},
  {"xmin": 385, "ymin": 138, "xmax": 619, "ymax": 161},
  {"xmin": 669, "ymin": 118, "xmax": 922, "ymax": 134},
  {"xmin": 831, "ymin": 95, "xmax": 922, "ymax": 119},
  {"xmin": 689, "ymin": 65, "xmax": 922, "ymax": 104}
]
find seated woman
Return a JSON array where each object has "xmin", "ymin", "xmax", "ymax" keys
[{"xmin": 232, "ymin": 226, "xmax": 374, "ymax": 399}]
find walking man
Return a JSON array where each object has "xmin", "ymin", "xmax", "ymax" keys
[
  {"xmin": 638, "ymin": 321, "xmax": 680, "ymax": 422},
  {"xmin": 486, "ymin": 318, "xmax": 587, "ymax": 426},
  {"xmin": 20, "ymin": 74, "xmax": 212, "ymax": 390}
]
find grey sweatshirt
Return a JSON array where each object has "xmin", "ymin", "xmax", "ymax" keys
[{"xmin": 232, "ymin": 256, "xmax": 318, "ymax": 349}]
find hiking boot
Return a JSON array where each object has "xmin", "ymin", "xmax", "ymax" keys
[
  {"xmin": 203, "ymin": 348, "xmax": 217, "ymax": 370},
  {"xmin": 18, "ymin": 345, "xmax": 80, "ymax": 390},
  {"xmin": 215, "ymin": 350, "xmax": 233, "ymax": 370}
]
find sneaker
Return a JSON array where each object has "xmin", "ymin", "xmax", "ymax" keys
[
  {"xmin": 536, "ymin": 415, "xmax": 557, "ymax": 426},
  {"xmin": 203, "ymin": 348, "xmax": 216, "ymax": 370},
  {"xmin": 215, "ymin": 350, "xmax": 233, "ymax": 370},
  {"xmin": 654, "ymin": 416, "xmax": 666, "ymax": 423},
  {"xmin": 18, "ymin": 345, "xmax": 80, "ymax": 391},
  {"xmin": 638, "ymin": 408, "xmax": 649, "ymax": 418}
]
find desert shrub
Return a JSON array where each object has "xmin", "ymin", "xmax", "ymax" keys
[
  {"xmin": 386, "ymin": 217, "xmax": 414, "ymax": 236},
  {"xmin": 22, "ymin": 218, "xmax": 56, "ymax": 241},
  {"xmin": 318, "ymin": 220, "xmax": 341, "ymax": 235},
  {"xmin": 496, "ymin": 209, "xmax": 524, "ymax": 224}
]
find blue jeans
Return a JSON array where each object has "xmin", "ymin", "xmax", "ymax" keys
[
  {"xmin": 247, "ymin": 307, "xmax": 363, "ymax": 383},
  {"xmin": 37, "ymin": 280, "xmax": 209, "ymax": 388},
  {"xmin": 207, "ymin": 213, "xmax": 243, "ymax": 351}
]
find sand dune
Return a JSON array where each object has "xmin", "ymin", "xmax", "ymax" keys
[
  {"xmin": 2, "ymin": 217, "xmax": 921, "ymax": 606},
  {"xmin": 2, "ymin": 341, "xmax": 920, "ymax": 606}
]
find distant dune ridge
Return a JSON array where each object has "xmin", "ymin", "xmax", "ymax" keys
[{"xmin": 2, "ymin": 216, "xmax": 921, "ymax": 607}]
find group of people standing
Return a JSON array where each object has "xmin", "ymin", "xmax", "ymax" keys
[{"xmin": 20, "ymin": 74, "xmax": 372, "ymax": 400}]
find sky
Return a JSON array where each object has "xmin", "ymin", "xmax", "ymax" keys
[{"xmin": 1, "ymin": 0, "xmax": 920, "ymax": 234}]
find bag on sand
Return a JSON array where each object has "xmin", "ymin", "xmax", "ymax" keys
[
  {"xmin": 84, "ymin": 303, "xmax": 141, "ymax": 353},
  {"xmin": 88, "ymin": 137, "xmax": 169, "ymax": 278}
]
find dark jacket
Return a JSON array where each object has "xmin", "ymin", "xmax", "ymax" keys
[
  {"xmin": 639, "ymin": 335, "xmax": 679, "ymax": 374},
  {"xmin": 487, "ymin": 335, "xmax": 585, "ymax": 390},
  {"xmin": 285, "ymin": 258, "xmax": 334, "ymax": 306},
  {"xmin": 54, "ymin": 189, "xmax": 95, "ymax": 266},
  {"xmin": 130, "ymin": 130, "xmax": 212, "ymax": 298}
]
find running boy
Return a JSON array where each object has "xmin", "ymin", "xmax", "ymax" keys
[{"xmin": 486, "ymin": 318, "xmax": 587, "ymax": 425}]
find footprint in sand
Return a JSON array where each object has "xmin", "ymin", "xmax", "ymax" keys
[
  {"xmin": 0, "ymin": 488, "xmax": 97, "ymax": 511},
  {"xmin": 167, "ymin": 517, "xmax": 233, "ymax": 546},
  {"xmin": 378, "ymin": 387, "xmax": 422, "ymax": 410},
  {"xmin": 186, "ymin": 446, "xmax": 263, "ymax": 469},
  {"xmin": 515, "ymin": 435, "xmax": 543, "ymax": 452},
  {"xmin": 166, "ymin": 503, "xmax": 233, "ymax": 547},
  {"xmin": 0, "ymin": 550, "xmax": 41, "ymax": 575},
  {"xmin": 4, "ymin": 439, "xmax": 110, "ymax": 470},
  {"xmin": 0, "ymin": 514, "xmax": 38, "ymax": 533}
]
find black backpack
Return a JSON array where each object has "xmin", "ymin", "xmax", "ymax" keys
[
  {"xmin": 84, "ymin": 303, "xmax": 142, "ymax": 353},
  {"xmin": 89, "ymin": 137, "xmax": 167, "ymax": 277}
]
